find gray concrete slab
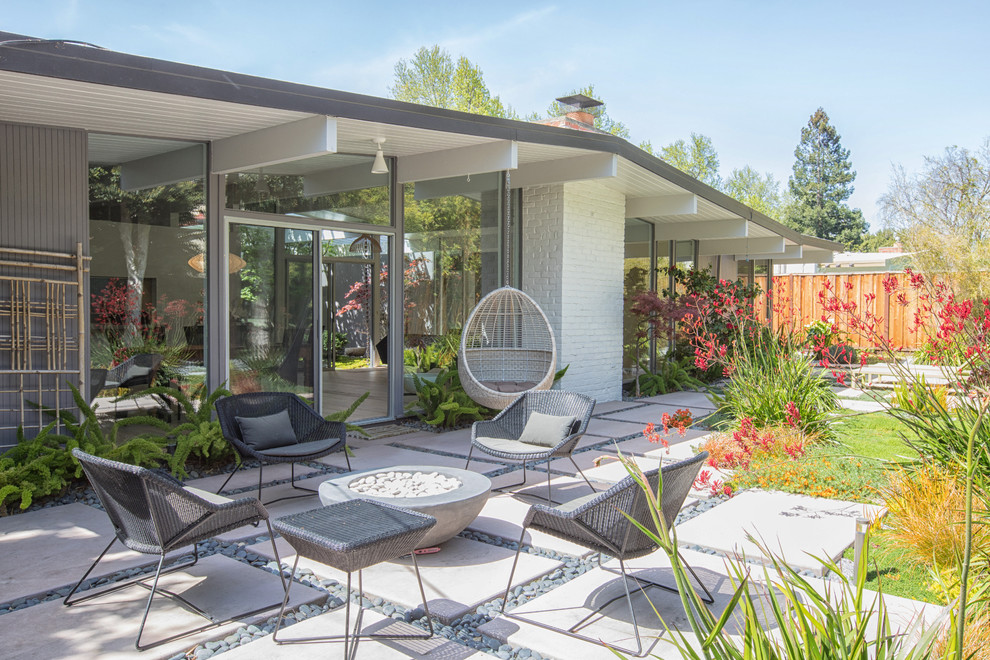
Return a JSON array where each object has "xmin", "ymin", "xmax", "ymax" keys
[
  {"xmin": 392, "ymin": 427, "xmax": 474, "ymax": 455},
  {"xmin": 478, "ymin": 548, "xmax": 746, "ymax": 660},
  {"xmin": 838, "ymin": 399, "xmax": 887, "ymax": 412},
  {"xmin": 467, "ymin": 492, "xmax": 595, "ymax": 556},
  {"xmin": 184, "ymin": 463, "xmax": 319, "ymax": 494},
  {"xmin": 676, "ymin": 490, "xmax": 884, "ymax": 576},
  {"xmin": 0, "ymin": 554, "xmax": 322, "ymax": 660},
  {"xmin": 597, "ymin": 403, "xmax": 713, "ymax": 426},
  {"xmin": 249, "ymin": 535, "xmax": 561, "ymax": 625},
  {"xmin": 583, "ymin": 417, "xmax": 647, "ymax": 441},
  {"xmin": 222, "ymin": 608, "xmax": 483, "ymax": 659},
  {"xmin": 636, "ymin": 391, "xmax": 716, "ymax": 408},
  {"xmin": 0, "ymin": 503, "xmax": 182, "ymax": 604},
  {"xmin": 318, "ymin": 444, "xmax": 502, "ymax": 474},
  {"xmin": 592, "ymin": 400, "xmax": 644, "ymax": 415}
]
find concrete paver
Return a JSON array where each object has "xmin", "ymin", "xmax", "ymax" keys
[
  {"xmin": 636, "ymin": 391, "xmax": 716, "ymax": 408},
  {"xmin": 222, "ymin": 608, "xmax": 483, "ymax": 659},
  {"xmin": 583, "ymin": 417, "xmax": 647, "ymax": 441},
  {"xmin": 249, "ymin": 535, "xmax": 562, "ymax": 625},
  {"xmin": 467, "ymin": 492, "xmax": 595, "ymax": 556},
  {"xmin": 0, "ymin": 503, "xmax": 182, "ymax": 603},
  {"xmin": 0, "ymin": 554, "xmax": 321, "ymax": 660},
  {"xmin": 597, "ymin": 403, "xmax": 715, "ymax": 426},
  {"xmin": 184, "ymin": 463, "xmax": 320, "ymax": 494},
  {"xmin": 317, "ymin": 443, "xmax": 502, "ymax": 474},
  {"xmin": 676, "ymin": 490, "xmax": 884, "ymax": 575}
]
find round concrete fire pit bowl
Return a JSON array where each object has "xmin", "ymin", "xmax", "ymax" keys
[{"xmin": 318, "ymin": 465, "xmax": 491, "ymax": 548}]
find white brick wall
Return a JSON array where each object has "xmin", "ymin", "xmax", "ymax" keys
[{"xmin": 522, "ymin": 181, "xmax": 624, "ymax": 403}]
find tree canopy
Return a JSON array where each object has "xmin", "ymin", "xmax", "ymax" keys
[
  {"xmin": 724, "ymin": 166, "xmax": 783, "ymax": 220},
  {"xmin": 389, "ymin": 46, "xmax": 514, "ymax": 119},
  {"xmin": 880, "ymin": 138, "xmax": 990, "ymax": 299},
  {"xmin": 658, "ymin": 133, "xmax": 722, "ymax": 189},
  {"xmin": 785, "ymin": 108, "xmax": 868, "ymax": 249}
]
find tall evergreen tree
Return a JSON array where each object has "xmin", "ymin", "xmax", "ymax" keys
[{"xmin": 786, "ymin": 108, "xmax": 868, "ymax": 248}]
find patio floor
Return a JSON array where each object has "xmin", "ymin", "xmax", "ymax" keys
[{"xmin": 0, "ymin": 392, "xmax": 941, "ymax": 659}]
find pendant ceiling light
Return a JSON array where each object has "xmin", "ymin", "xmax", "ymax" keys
[
  {"xmin": 254, "ymin": 167, "xmax": 270, "ymax": 194},
  {"xmin": 371, "ymin": 137, "xmax": 388, "ymax": 174}
]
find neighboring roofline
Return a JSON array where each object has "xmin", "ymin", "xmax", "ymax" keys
[{"xmin": 0, "ymin": 31, "xmax": 841, "ymax": 253}]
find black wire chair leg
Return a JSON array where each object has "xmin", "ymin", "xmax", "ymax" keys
[
  {"xmin": 500, "ymin": 528, "xmax": 528, "ymax": 614},
  {"xmin": 134, "ymin": 553, "xmax": 168, "ymax": 650},
  {"xmin": 215, "ymin": 462, "xmax": 243, "ymax": 495},
  {"xmin": 64, "ymin": 539, "xmax": 200, "ymax": 607},
  {"xmin": 265, "ymin": 462, "xmax": 322, "ymax": 505},
  {"xmin": 273, "ymin": 553, "xmax": 433, "ymax": 648},
  {"xmin": 568, "ymin": 456, "xmax": 598, "ymax": 494},
  {"xmin": 464, "ymin": 444, "xmax": 475, "ymax": 470},
  {"xmin": 492, "ymin": 461, "xmax": 531, "ymax": 495}
]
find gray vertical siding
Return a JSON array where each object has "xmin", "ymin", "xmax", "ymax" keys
[{"xmin": 0, "ymin": 122, "xmax": 88, "ymax": 447}]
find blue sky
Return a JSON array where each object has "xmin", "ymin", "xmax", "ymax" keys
[{"xmin": 3, "ymin": 0, "xmax": 988, "ymax": 230}]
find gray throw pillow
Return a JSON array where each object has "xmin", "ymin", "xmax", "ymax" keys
[
  {"xmin": 517, "ymin": 412, "xmax": 578, "ymax": 448},
  {"xmin": 236, "ymin": 410, "xmax": 297, "ymax": 451}
]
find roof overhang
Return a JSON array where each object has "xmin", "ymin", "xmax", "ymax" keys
[{"xmin": 0, "ymin": 32, "xmax": 840, "ymax": 263}]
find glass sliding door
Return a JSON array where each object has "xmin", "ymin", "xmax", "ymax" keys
[
  {"xmin": 321, "ymin": 229, "xmax": 390, "ymax": 421},
  {"xmin": 227, "ymin": 222, "xmax": 316, "ymax": 400}
]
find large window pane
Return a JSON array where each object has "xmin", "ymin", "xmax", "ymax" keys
[
  {"xmin": 321, "ymin": 230, "xmax": 390, "ymax": 420},
  {"xmin": 228, "ymin": 224, "xmax": 315, "ymax": 400},
  {"xmin": 88, "ymin": 140, "xmax": 206, "ymax": 397},
  {"xmin": 224, "ymin": 155, "xmax": 390, "ymax": 226}
]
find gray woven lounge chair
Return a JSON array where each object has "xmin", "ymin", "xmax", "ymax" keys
[
  {"xmin": 104, "ymin": 352, "xmax": 163, "ymax": 392},
  {"xmin": 64, "ymin": 449, "xmax": 286, "ymax": 651},
  {"xmin": 215, "ymin": 392, "xmax": 350, "ymax": 504},
  {"xmin": 500, "ymin": 451, "xmax": 712, "ymax": 657},
  {"xmin": 465, "ymin": 390, "xmax": 596, "ymax": 503}
]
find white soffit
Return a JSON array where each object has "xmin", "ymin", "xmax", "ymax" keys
[
  {"xmin": 0, "ymin": 70, "xmax": 311, "ymax": 140},
  {"xmin": 212, "ymin": 115, "xmax": 337, "ymax": 174}
]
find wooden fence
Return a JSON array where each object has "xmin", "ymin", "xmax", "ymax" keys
[{"xmin": 759, "ymin": 272, "xmax": 933, "ymax": 351}]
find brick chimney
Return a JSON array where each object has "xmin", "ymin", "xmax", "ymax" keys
[{"xmin": 537, "ymin": 94, "xmax": 605, "ymax": 133}]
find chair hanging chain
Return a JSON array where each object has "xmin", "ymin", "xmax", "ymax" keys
[{"xmin": 503, "ymin": 170, "xmax": 511, "ymax": 287}]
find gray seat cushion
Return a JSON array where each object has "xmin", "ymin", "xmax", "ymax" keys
[
  {"xmin": 257, "ymin": 437, "xmax": 340, "ymax": 458},
  {"xmin": 479, "ymin": 380, "xmax": 539, "ymax": 393},
  {"xmin": 236, "ymin": 410, "xmax": 297, "ymax": 451},
  {"xmin": 474, "ymin": 436, "xmax": 552, "ymax": 457}
]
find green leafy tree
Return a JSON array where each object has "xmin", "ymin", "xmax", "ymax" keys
[
  {"xmin": 786, "ymin": 108, "xmax": 868, "ymax": 248},
  {"xmin": 880, "ymin": 138, "xmax": 990, "ymax": 299},
  {"xmin": 544, "ymin": 84, "xmax": 630, "ymax": 139},
  {"xmin": 854, "ymin": 228, "xmax": 897, "ymax": 253},
  {"xmin": 725, "ymin": 165, "xmax": 783, "ymax": 219},
  {"xmin": 390, "ymin": 46, "xmax": 515, "ymax": 119},
  {"xmin": 659, "ymin": 133, "xmax": 722, "ymax": 189}
]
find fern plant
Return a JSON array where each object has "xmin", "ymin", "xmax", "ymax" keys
[{"xmin": 636, "ymin": 356, "xmax": 704, "ymax": 397}]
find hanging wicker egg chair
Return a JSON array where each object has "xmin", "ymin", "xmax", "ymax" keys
[{"xmin": 459, "ymin": 286, "xmax": 557, "ymax": 410}]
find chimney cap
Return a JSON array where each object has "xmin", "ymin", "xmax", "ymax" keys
[{"xmin": 555, "ymin": 94, "xmax": 604, "ymax": 111}]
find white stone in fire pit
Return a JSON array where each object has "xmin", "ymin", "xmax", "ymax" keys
[
  {"xmin": 349, "ymin": 471, "xmax": 462, "ymax": 498},
  {"xmin": 319, "ymin": 465, "xmax": 491, "ymax": 548}
]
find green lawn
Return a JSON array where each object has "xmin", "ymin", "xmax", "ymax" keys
[
  {"xmin": 842, "ymin": 532, "xmax": 943, "ymax": 603},
  {"xmin": 831, "ymin": 410, "xmax": 914, "ymax": 462}
]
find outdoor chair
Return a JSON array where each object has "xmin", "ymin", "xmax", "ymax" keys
[
  {"xmin": 104, "ymin": 352, "xmax": 163, "ymax": 393},
  {"xmin": 459, "ymin": 286, "xmax": 557, "ymax": 410},
  {"xmin": 465, "ymin": 390, "xmax": 596, "ymax": 504},
  {"xmin": 64, "ymin": 449, "xmax": 286, "ymax": 651},
  {"xmin": 500, "ymin": 451, "xmax": 712, "ymax": 657},
  {"xmin": 272, "ymin": 500, "xmax": 437, "ymax": 656},
  {"xmin": 89, "ymin": 367, "xmax": 108, "ymax": 404},
  {"xmin": 215, "ymin": 392, "xmax": 350, "ymax": 504}
]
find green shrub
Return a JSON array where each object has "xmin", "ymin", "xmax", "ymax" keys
[
  {"xmin": 712, "ymin": 331, "xmax": 838, "ymax": 440},
  {"xmin": 2, "ymin": 383, "xmax": 169, "ymax": 513},
  {"xmin": 406, "ymin": 368, "xmax": 489, "ymax": 428}
]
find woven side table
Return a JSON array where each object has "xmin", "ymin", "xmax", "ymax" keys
[{"xmin": 271, "ymin": 500, "xmax": 438, "ymax": 656}]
